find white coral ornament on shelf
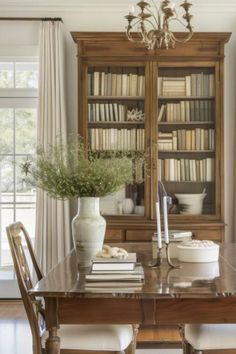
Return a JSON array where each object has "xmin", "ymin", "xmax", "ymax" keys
[
  {"xmin": 96, "ymin": 244, "xmax": 128, "ymax": 259},
  {"xmin": 127, "ymin": 108, "xmax": 145, "ymax": 121}
]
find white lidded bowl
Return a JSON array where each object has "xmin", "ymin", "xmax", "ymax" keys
[
  {"xmin": 170, "ymin": 261, "xmax": 220, "ymax": 279},
  {"xmin": 177, "ymin": 240, "xmax": 219, "ymax": 263},
  {"xmin": 175, "ymin": 193, "xmax": 206, "ymax": 215}
]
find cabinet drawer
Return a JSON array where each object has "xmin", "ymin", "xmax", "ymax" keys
[
  {"xmin": 192, "ymin": 229, "xmax": 223, "ymax": 242},
  {"xmin": 105, "ymin": 229, "xmax": 125, "ymax": 242},
  {"xmin": 126, "ymin": 230, "xmax": 154, "ymax": 242}
]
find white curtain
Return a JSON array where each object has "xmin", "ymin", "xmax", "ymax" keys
[{"xmin": 35, "ymin": 20, "xmax": 71, "ymax": 273}]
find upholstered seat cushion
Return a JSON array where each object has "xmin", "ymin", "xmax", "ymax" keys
[
  {"xmin": 42, "ymin": 324, "xmax": 133, "ymax": 351},
  {"xmin": 185, "ymin": 324, "xmax": 236, "ymax": 350}
]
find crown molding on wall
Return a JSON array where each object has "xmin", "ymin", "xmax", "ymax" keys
[{"xmin": 0, "ymin": 0, "xmax": 236, "ymax": 14}]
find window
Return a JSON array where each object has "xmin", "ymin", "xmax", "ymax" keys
[{"xmin": 0, "ymin": 58, "xmax": 38, "ymax": 270}]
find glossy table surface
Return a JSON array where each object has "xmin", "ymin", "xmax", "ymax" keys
[
  {"xmin": 30, "ymin": 242, "xmax": 236, "ymax": 299},
  {"xmin": 29, "ymin": 243, "xmax": 236, "ymax": 354}
]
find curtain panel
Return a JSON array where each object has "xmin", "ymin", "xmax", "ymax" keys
[{"xmin": 35, "ymin": 21, "xmax": 71, "ymax": 273}]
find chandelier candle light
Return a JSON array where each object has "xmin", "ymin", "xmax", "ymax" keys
[{"xmin": 125, "ymin": 0, "xmax": 193, "ymax": 50}]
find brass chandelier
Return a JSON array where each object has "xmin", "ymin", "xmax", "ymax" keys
[{"xmin": 125, "ymin": 0, "xmax": 193, "ymax": 50}]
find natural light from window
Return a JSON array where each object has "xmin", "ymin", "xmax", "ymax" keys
[{"xmin": 0, "ymin": 59, "xmax": 38, "ymax": 270}]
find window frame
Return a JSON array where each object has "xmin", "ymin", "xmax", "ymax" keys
[{"xmin": 0, "ymin": 56, "xmax": 38, "ymax": 270}]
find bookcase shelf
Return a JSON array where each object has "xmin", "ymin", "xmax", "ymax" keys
[
  {"xmin": 158, "ymin": 121, "xmax": 214, "ymax": 126},
  {"xmin": 159, "ymin": 96, "xmax": 215, "ymax": 100},
  {"xmin": 88, "ymin": 96, "xmax": 145, "ymax": 101},
  {"xmin": 88, "ymin": 122, "xmax": 145, "ymax": 127},
  {"xmin": 163, "ymin": 181, "xmax": 215, "ymax": 184},
  {"xmin": 158, "ymin": 150, "xmax": 215, "ymax": 154},
  {"xmin": 72, "ymin": 31, "xmax": 230, "ymax": 244}
]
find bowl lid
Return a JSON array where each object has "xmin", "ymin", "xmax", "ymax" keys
[{"xmin": 177, "ymin": 240, "xmax": 219, "ymax": 250}]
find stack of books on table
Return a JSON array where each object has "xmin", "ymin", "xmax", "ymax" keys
[
  {"xmin": 152, "ymin": 230, "xmax": 192, "ymax": 242},
  {"xmin": 85, "ymin": 253, "xmax": 144, "ymax": 291}
]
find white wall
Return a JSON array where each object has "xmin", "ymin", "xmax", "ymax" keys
[{"xmin": 0, "ymin": 1, "xmax": 235, "ymax": 241}]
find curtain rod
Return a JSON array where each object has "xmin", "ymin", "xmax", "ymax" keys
[{"xmin": 0, "ymin": 17, "xmax": 63, "ymax": 22}]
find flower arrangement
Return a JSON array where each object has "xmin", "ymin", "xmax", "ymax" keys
[{"xmin": 22, "ymin": 135, "xmax": 134, "ymax": 199}]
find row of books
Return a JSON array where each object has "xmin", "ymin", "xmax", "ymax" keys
[
  {"xmin": 158, "ymin": 100, "xmax": 214, "ymax": 122},
  {"xmin": 85, "ymin": 253, "xmax": 143, "ymax": 291},
  {"xmin": 158, "ymin": 73, "xmax": 215, "ymax": 97},
  {"xmin": 157, "ymin": 158, "xmax": 215, "ymax": 182},
  {"xmin": 158, "ymin": 129, "xmax": 215, "ymax": 151},
  {"xmin": 87, "ymin": 71, "xmax": 214, "ymax": 97},
  {"xmin": 89, "ymin": 128, "xmax": 145, "ymax": 151},
  {"xmin": 88, "ymin": 103, "xmax": 144, "ymax": 123},
  {"xmin": 88, "ymin": 72, "xmax": 145, "ymax": 97}
]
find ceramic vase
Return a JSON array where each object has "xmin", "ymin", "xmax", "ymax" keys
[
  {"xmin": 122, "ymin": 198, "xmax": 134, "ymax": 214},
  {"xmin": 72, "ymin": 197, "xmax": 106, "ymax": 267}
]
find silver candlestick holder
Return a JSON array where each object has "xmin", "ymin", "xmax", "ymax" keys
[
  {"xmin": 148, "ymin": 247, "xmax": 162, "ymax": 267},
  {"xmin": 165, "ymin": 242, "xmax": 181, "ymax": 269},
  {"xmin": 149, "ymin": 242, "xmax": 181, "ymax": 269}
]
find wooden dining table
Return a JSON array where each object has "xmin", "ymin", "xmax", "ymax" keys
[{"xmin": 30, "ymin": 242, "xmax": 236, "ymax": 354}]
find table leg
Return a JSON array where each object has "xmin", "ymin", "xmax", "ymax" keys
[
  {"xmin": 45, "ymin": 327, "xmax": 60, "ymax": 354},
  {"xmin": 45, "ymin": 298, "xmax": 60, "ymax": 354},
  {"xmin": 126, "ymin": 325, "xmax": 139, "ymax": 354}
]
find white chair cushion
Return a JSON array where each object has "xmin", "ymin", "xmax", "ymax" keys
[
  {"xmin": 42, "ymin": 324, "xmax": 133, "ymax": 351},
  {"xmin": 185, "ymin": 324, "xmax": 236, "ymax": 350}
]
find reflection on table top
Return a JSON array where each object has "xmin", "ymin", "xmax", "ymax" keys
[{"xmin": 30, "ymin": 243, "xmax": 236, "ymax": 299}]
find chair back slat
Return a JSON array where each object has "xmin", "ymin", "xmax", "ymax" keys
[
  {"xmin": 13, "ymin": 233, "xmax": 33, "ymax": 290},
  {"xmin": 6, "ymin": 221, "xmax": 44, "ymax": 354}
]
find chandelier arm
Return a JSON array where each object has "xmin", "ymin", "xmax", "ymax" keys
[
  {"xmin": 168, "ymin": 16, "xmax": 190, "ymax": 29},
  {"xmin": 126, "ymin": 19, "xmax": 149, "ymax": 43},
  {"xmin": 131, "ymin": 18, "xmax": 146, "ymax": 29},
  {"xmin": 150, "ymin": 0, "xmax": 161, "ymax": 25},
  {"xmin": 131, "ymin": 16, "xmax": 157, "ymax": 32},
  {"xmin": 169, "ymin": 29, "xmax": 193, "ymax": 43},
  {"xmin": 137, "ymin": 22, "xmax": 149, "ymax": 41},
  {"xmin": 129, "ymin": 17, "xmax": 157, "ymax": 35},
  {"xmin": 144, "ymin": 18, "xmax": 159, "ymax": 30},
  {"xmin": 145, "ymin": 7, "xmax": 161, "ymax": 28},
  {"xmin": 126, "ymin": 31, "xmax": 143, "ymax": 43}
]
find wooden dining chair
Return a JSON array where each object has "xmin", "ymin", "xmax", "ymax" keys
[
  {"xmin": 6, "ymin": 221, "xmax": 137, "ymax": 354},
  {"xmin": 182, "ymin": 324, "xmax": 236, "ymax": 353}
]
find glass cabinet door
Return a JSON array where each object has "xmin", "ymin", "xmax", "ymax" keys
[
  {"xmin": 86, "ymin": 64, "xmax": 147, "ymax": 217},
  {"xmin": 156, "ymin": 64, "xmax": 217, "ymax": 217}
]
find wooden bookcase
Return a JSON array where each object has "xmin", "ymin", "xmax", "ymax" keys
[{"xmin": 71, "ymin": 32, "xmax": 231, "ymax": 243}]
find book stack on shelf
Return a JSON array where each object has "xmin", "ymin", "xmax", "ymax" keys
[
  {"xmin": 89, "ymin": 128, "xmax": 145, "ymax": 151},
  {"xmin": 158, "ymin": 100, "xmax": 214, "ymax": 122},
  {"xmin": 158, "ymin": 129, "xmax": 215, "ymax": 151},
  {"xmin": 158, "ymin": 158, "xmax": 215, "ymax": 182},
  {"xmin": 158, "ymin": 73, "xmax": 214, "ymax": 97},
  {"xmin": 85, "ymin": 253, "xmax": 144, "ymax": 291},
  {"xmin": 88, "ymin": 103, "xmax": 144, "ymax": 122},
  {"xmin": 88, "ymin": 71, "xmax": 145, "ymax": 97}
]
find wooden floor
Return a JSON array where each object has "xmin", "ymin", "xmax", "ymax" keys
[
  {"xmin": 0, "ymin": 300, "xmax": 182, "ymax": 354},
  {"xmin": 0, "ymin": 301, "xmax": 32, "ymax": 354}
]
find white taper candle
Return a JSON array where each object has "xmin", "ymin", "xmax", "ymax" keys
[
  {"xmin": 163, "ymin": 196, "xmax": 169, "ymax": 244},
  {"xmin": 156, "ymin": 202, "xmax": 162, "ymax": 249}
]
